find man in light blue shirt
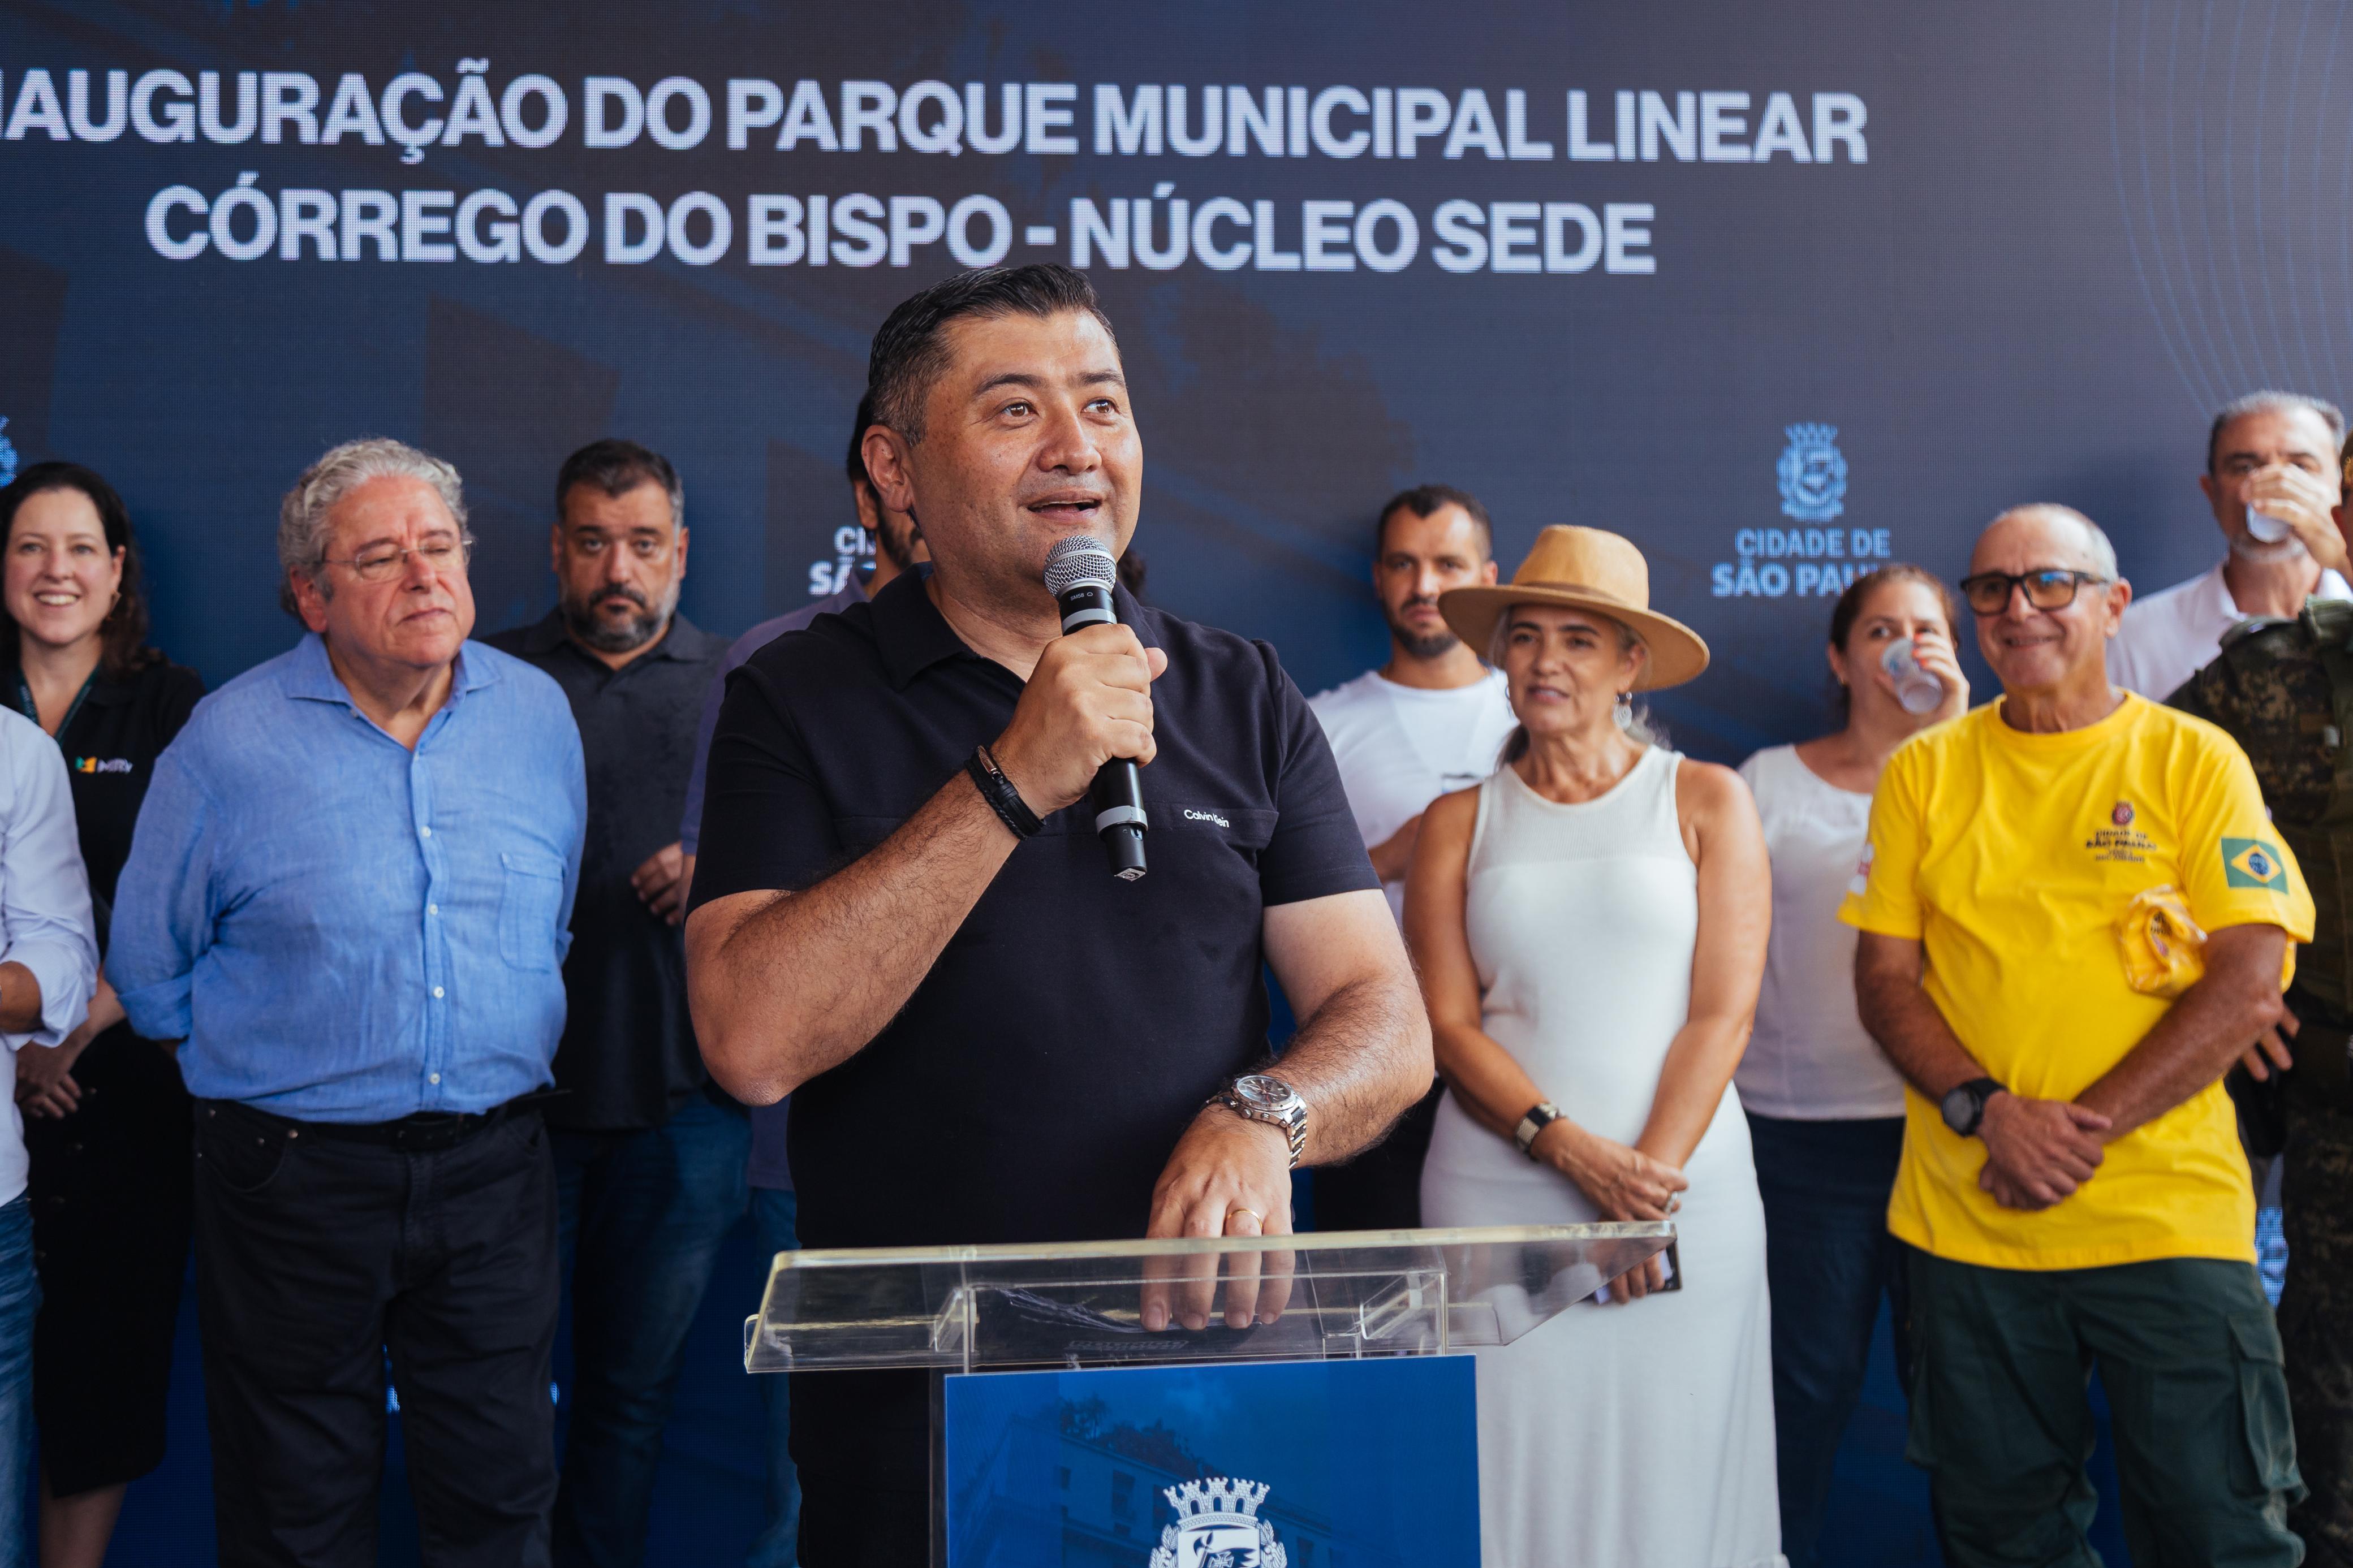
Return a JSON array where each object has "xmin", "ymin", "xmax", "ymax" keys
[
  {"xmin": 0, "ymin": 702, "xmax": 97, "ymax": 1568},
  {"xmin": 112, "ymin": 438, "xmax": 584, "ymax": 1568}
]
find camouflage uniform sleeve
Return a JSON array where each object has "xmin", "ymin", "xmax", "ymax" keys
[
  {"xmin": 2165, "ymin": 660, "xmax": 2219, "ymax": 723},
  {"xmin": 2167, "ymin": 618, "xmax": 2338, "ymax": 830}
]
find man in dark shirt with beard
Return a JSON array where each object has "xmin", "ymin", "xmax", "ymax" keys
[
  {"xmin": 686, "ymin": 266, "xmax": 1431, "ymax": 1564},
  {"xmin": 488, "ymin": 439, "xmax": 741, "ymax": 1568}
]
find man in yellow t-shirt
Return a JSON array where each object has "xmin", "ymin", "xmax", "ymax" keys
[{"xmin": 1844, "ymin": 504, "xmax": 2311, "ymax": 1568}]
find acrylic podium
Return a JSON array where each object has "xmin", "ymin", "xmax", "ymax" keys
[{"xmin": 745, "ymin": 1222, "xmax": 1675, "ymax": 1565}]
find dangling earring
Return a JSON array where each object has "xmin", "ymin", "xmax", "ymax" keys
[{"xmin": 1614, "ymin": 690, "xmax": 1635, "ymax": 730}]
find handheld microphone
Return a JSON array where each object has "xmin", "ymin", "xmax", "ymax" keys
[{"xmin": 1043, "ymin": 535, "xmax": 1148, "ymax": 882}]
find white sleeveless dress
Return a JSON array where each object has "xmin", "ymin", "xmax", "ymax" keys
[{"xmin": 1419, "ymin": 748, "xmax": 1784, "ymax": 1568}]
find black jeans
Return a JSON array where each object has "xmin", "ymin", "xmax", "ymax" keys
[
  {"xmin": 791, "ymin": 1369, "xmax": 933, "ymax": 1566},
  {"xmin": 1748, "ymin": 1113, "xmax": 1912, "ymax": 1568},
  {"xmin": 193, "ymin": 1098, "xmax": 561, "ymax": 1568}
]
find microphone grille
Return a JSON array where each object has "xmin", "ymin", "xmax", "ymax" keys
[{"xmin": 1043, "ymin": 535, "xmax": 1119, "ymax": 597}]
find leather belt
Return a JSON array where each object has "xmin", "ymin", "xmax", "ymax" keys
[{"xmin": 205, "ymin": 1087, "xmax": 562, "ymax": 1153}]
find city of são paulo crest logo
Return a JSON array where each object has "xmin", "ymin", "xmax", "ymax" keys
[
  {"xmin": 1777, "ymin": 423, "xmax": 1848, "ymax": 522},
  {"xmin": 0, "ymin": 417, "xmax": 16, "ymax": 488},
  {"xmin": 1150, "ymin": 1476, "xmax": 1288, "ymax": 1568}
]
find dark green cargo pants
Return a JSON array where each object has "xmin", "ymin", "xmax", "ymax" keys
[{"xmin": 1905, "ymin": 1249, "xmax": 2304, "ymax": 1568}]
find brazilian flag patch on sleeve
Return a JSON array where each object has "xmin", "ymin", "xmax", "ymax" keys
[{"xmin": 2223, "ymin": 837, "xmax": 2290, "ymax": 891}]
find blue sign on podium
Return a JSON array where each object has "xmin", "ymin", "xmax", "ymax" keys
[{"xmin": 943, "ymin": 1356, "xmax": 1479, "ymax": 1566}]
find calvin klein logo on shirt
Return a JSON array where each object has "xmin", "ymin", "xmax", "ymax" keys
[
  {"xmin": 1183, "ymin": 808, "xmax": 1231, "ymax": 828},
  {"xmin": 71, "ymin": 757, "xmax": 132, "ymax": 775}
]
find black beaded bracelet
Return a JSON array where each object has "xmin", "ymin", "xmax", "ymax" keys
[{"xmin": 966, "ymin": 744, "xmax": 1044, "ymax": 839}]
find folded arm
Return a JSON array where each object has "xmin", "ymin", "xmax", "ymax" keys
[
  {"xmin": 1854, "ymin": 931, "xmax": 2112, "ymax": 1208},
  {"xmin": 688, "ymin": 621, "xmax": 1166, "ymax": 1105},
  {"xmin": 1, "ymin": 736, "xmax": 95, "ymax": 1046},
  {"xmin": 687, "ymin": 770, "xmax": 1019, "ymax": 1105},
  {"xmin": 2075, "ymin": 921, "xmax": 2287, "ymax": 1141}
]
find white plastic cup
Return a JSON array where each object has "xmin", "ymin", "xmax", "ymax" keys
[
  {"xmin": 1882, "ymin": 638, "xmax": 1946, "ymax": 715},
  {"xmin": 2246, "ymin": 503, "xmax": 2294, "ymax": 544}
]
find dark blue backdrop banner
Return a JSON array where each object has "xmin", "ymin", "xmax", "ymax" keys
[{"xmin": 0, "ymin": 1, "xmax": 2331, "ymax": 758}]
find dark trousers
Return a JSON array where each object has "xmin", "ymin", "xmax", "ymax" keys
[
  {"xmin": 748, "ymin": 1187, "xmax": 803, "ymax": 1568},
  {"xmin": 1748, "ymin": 1113, "xmax": 1911, "ymax": 1568},
  {"xmin": 25, "ymin": 1026, "xmax": 192, "ymax": 1494},
  {"xmin": 791, "ymin": 1370, "xmax": 931, "ymax": 1567},
  {"xmin": 1906, "ymin": 1249, "xmax": 2302, "ymax": 1568},
  {"xmin": 193, "ymin": 1098, "xmax": 560, "ymax": 1568},
  {"xmin": 549, "ymin": 1092, "xmax": 749, "ymax": 1568},
  {"xmin": 2282, "ymin": 1049, "xmax": 2353, "ymax": 1566},
  {"xmin": 0, "ymin": 1194, "xmax": 38, "ymax": 1568},
  {"xmin": 1311, "ymin": 1081, "xmax": 1440, "ymax": 1232}
]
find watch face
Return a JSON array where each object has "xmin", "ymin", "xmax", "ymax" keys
[
  {"xmin": 1939, "ymin": 1086, "xmax": 1976, "ymax": 1134},
  {"xmin": 1233, "ymin": 1074, "xmax": 1288, "ymax": 1108}
]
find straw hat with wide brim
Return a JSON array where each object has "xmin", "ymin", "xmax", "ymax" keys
[{"xmin": 1438, "ymin": 526, "xmax": 1710, "ymax": 692}]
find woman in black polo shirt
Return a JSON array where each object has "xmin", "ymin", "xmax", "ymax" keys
[{"xmin": 3, "ymin": 463, "xmax": 204, "ymax": 1568}]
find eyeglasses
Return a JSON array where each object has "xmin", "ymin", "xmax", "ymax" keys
[
  {"xmin": 1957, "ymin": 568, "xmax": 2111, "ymax": 616},
  {"xmin": 322, "ymin": 538, "xmax": 468, "ymax": 584}
]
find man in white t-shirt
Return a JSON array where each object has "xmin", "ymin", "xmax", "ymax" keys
[
  {"xmin": 2110, "ymin": 390, "xmax": 2353, "ymax": 699},
  {"xmin": 1307, "ymin": 485, "xmax": 1518, "ymax": 1230}
]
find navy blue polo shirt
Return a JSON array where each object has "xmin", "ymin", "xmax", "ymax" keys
[{"xmin": 688, "ymin": 569, "xmax": 1376, "ymax": 1249}]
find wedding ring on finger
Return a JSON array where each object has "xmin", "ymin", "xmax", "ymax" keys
[{"xmin": 1225, "ymin": 1207, "xmax": 1261, "ymax": 1228}]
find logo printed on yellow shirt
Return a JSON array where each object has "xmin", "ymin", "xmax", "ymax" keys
[
  {"xmin": 2087, "ymin": 800, "xmax": 2154, "ymax": 863},
  {"xmin": 2223, "ymin": 837, "xmax": 2289, "ymax": 891}
]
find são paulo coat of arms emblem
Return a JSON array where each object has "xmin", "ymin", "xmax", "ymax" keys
[
  {"xmin": 1777, "ymin": 422, "xmax": 1847, "ymax": 522},
  {"xmin": 1150, "ymin": 1476, "xmax": 1287, "ymax": 1568}
]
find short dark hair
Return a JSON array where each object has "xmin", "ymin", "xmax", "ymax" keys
[
  {"xmin": 1375, "ymin": 484, "xmax": 1493, "ymax": 559},
  {"xmin": 867, "ymin": 264, "xmax": 1115, "ymax": 444},
  {"xmin": 0, "ymin": 461, "xmax": 159, "ymax": 677},
  {"xmin": 2208, "ymin": 391, "xmax": 2347, "ymax": 474},
  {"xmin": 555, "ymin": 438, "xmax": 683, "ymax": 527},
  {"xmin": 847, "ymin": 391, "xmax": 876, "ymax": 491}
]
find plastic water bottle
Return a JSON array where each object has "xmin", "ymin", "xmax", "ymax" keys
[{"xmin": 1882, "ymin": 638, "xmax": 1945, "ymax": 715}]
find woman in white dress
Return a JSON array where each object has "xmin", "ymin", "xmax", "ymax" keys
[{"xmin": 1410, "ymin": 526, "xmax": 1779, "ymax": 1567}]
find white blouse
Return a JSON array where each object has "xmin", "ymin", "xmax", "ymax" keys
[{"xmin": 1734, "ymin": 744, "xmax": 1907, "ymax": 1121}]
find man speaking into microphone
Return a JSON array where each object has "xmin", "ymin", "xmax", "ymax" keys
[{"xmin": 685, "ymin": 264, "xmax": 1429, "ymax": 1562}]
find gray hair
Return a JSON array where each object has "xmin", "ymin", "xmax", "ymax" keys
[
  {"xmin": 1986, "ymin": 503, "xmax": 2119, "ymax": 580},
  {"xmin": 278, "ymin": 438, "xmax": 471, "ymax": 615},
  {"xmin": 2208, "ymin": 390, "xmax": 2347, "ymax": 474},
  {"xmin": 1485, "ymin": 602, "xmax": 1665, "ymax": 761}
]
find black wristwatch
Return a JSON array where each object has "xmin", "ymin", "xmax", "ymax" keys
[{"xmin": 1939, "ymin": 1077, "xmax": 2006, "ymax": 1139}]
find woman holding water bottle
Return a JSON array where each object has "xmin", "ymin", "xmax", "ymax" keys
[{"xmin": 1735, "ymin": 564, "xmax": 1968, "ymax": 1568}]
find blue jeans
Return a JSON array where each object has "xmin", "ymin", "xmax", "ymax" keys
[
  {"xmin": 1748, "ymin": 1113, "xmax": 1912, "ymax": 1568},
  {"xmin": 551, "ymin": 1094, "xmax": 751, "ymax": 1568},
  {"xmin": 748, "ymin": 1187, "xmax": 800, "ymax": 1568},
  {"xmin": 0, "ymin": 1194, "xmax": 36, "ymax": 1568}
]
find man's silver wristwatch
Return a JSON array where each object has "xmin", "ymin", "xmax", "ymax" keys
[{"xmin": 1213, "ymin": 1073, "xmax": 1309, "ymax": 1168}]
